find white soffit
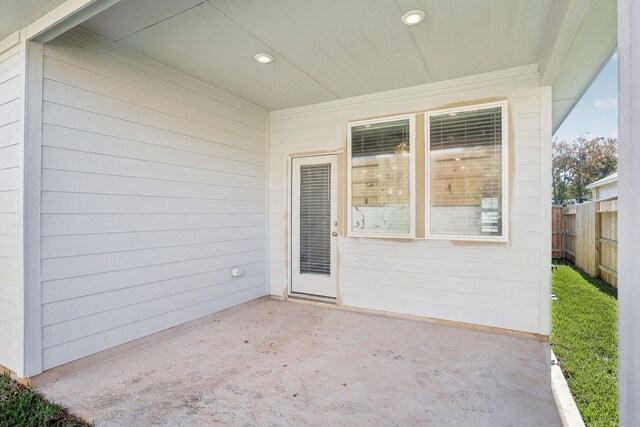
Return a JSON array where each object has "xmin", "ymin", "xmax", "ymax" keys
[
  {"xmin": 397, "ymin": 0, "xmax": 551, "ymax": 81},
  {"xmin": 545, "ymin": 0, "xmax": 617, "ymax": 132},
  {"xmin": 105, "ymin": 3, "xmax": 340, "ymax": 110},
  {"xmin": 5, "ymin": 0, "xmax": 617, "ymax": 114},
  {"xmin": 78, "ymin": 0, "xmax": 204, "ymax": 42},
  {"xmin": 77, "ymin": 0, "xmax": 557, "ymax": 110},
  {"xmin": 209, "ymin": 0, "xmax": 432, "ymax": 99}
]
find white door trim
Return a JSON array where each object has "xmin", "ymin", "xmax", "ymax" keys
[{"xmin": 288, "ymin": 153, "xmax": 339, "ymax": 300}]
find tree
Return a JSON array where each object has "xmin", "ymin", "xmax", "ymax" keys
[{"xmin": 552, "ymin": 134, "xmax": 618, "ymax": 204}]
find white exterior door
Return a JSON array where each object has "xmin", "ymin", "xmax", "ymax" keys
[{"xmin": 291, "ymin": 155, "xmax": 338, "ymax": 298}]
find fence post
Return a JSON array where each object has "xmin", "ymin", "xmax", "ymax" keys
[
  {"xmin": 595, "ymin": 202, "xmax": 601, "ymax": 280},
  {"xmin": 562, "ymin": 208, "xmax": 567, "ymax": 259}
]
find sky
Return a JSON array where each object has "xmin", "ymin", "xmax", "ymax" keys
[{"xmin": 553, "ymin": 52, "xmax": 618, "ymax": 142}]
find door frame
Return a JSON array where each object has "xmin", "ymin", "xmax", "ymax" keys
[{"xmin": 288, "ymin": 152, "xmax": 342, "ymax": 302}]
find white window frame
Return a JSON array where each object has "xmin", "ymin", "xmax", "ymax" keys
[
  {"xmin": 347, "ymin": 114, "xmax": 416, "ymax": 239},
  {"xmin": 425, "ymin": 101, "xmax": 509, "ymax": 242}
]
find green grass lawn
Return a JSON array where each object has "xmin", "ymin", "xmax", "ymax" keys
[
  {"xmin": 0, "ymin": 372, "xmax": 91, "ymax": 427},
  {"xmin": 551, "ymin": 264, "xmax": 618, "ymax": 427}
]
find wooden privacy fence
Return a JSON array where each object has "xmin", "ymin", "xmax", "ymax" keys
[
  {"xmin": 552, "ymin": 199, "xmax": 618, "ymax": 287},
  {"xmin": 552, "ymin": 206, "xmax": 564, "ymax": 258}
]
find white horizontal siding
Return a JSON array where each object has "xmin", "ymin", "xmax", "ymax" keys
[
  {"xmin": 0, "ymin": 43, "xmax": 24, "ymax": 374},
  {"xmin": 269, "ymin": 66, "xmax": 549, "ymax": 333},
  {"xmin": 42, "ymin": 226, "xmax": 265, "ymax": 258},
  {"xmin": 42, "ymin": 169, "xmax": 265, "ymax": 200},
  {"xmin": 42, "ymin": 250, "xmax": 266, "ymax": 304},
  {"xmin": 42, "ymin": 284, "xmax": 263, "ymax": 370},
  {"xmin": 40, "ymin": 34, "xmax": 268, "ymax": 370},
  {"xmin": 42, "ymin": 213, "xmax": 265, "ymax": 236}
]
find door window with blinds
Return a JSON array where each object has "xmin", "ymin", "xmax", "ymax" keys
[
  {"xmin": 299, "ymin": 163, "xmax": 331, "ymax": 275},
  {"xmin": 426, "ymin": 102, "xmax": 508, "ymax": 241},
  {"xmin": 348, "ymin": 116, "xmax": 415, "ymax": 237}
]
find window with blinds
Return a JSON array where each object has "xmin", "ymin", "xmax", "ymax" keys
[
  {"xmin": 348, "ymin": 116, "xmax": 414, "ymax": 237},
  {"xmin": 427, "ymin": 102, "xmax": 508, "ymax": 240}
]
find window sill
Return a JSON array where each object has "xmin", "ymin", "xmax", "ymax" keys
[
  {"xmin": 347, "ymin": 232, "xmax": 416, "ymax": 239},
  {"xmin": 425, "ymin": 234, "xmax": 508, "ymax": 243}
]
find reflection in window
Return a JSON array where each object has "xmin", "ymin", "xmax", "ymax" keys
[
  {"xmin": 349, "ymin": 118, "xmax": 413, "ymax": 237},
  {"xmin": 428, "ymin": 104, "xmax": 507, "ymax": 240}
]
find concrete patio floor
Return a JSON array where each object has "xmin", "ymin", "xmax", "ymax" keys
[{"xmin": 35, "ymin": 298, "xmax": 561, "ymax": 426}]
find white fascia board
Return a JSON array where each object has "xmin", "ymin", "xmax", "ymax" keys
[
  {"xmin": 586, "ymin": 173, "xmax": 618, "ymax": 189},
  {"xmin": 25, "ymin": 0, "xmax": 120, "ymax": 42}
]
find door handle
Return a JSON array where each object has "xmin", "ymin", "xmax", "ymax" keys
[{"xmin": 332, "ymin": 232, "xmax": 338, "ymax": 237}]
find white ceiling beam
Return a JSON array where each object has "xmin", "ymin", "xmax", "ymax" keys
[{"xmin": 25, "ymin": 0, "xmax": 120, "ymax": 43}]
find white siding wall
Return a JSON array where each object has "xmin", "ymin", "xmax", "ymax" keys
[
  {"xmin": 0, "ymin": 35, "xmax": 25, "ymax": 375},
  {"xmin": 40, "ymin": 32, "xmax": 268, "ymax": 370},
  {"xmin": 269, "ymin": 65, "xmax": 551, "ymax": 334}
]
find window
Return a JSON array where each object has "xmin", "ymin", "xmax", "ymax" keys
[
  {"xmin": 348, "ymin": 116, "xmax": 415, "ymax": 237},
  {"xmin": 426, "ymin": 102, "xmax": 508, "ymax": 241}
]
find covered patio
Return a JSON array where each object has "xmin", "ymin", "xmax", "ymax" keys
[
  {"xmin": 34, "ymin": 299, "xmax": 559, "ymax": 426},
  {"xmin": 2, "ymin": 0, "xmax": 638, "ymax": 425}
]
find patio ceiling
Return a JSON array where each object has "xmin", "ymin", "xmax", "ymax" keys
[
  {"xmin": 78, "ymin": 0, "xmax": 553, "ymax": 111},
  {"xmin": 2, "ymin": 0, "xmax": 617, "ymax": 127}
]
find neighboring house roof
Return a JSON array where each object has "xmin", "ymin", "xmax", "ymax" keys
[{"xmin": 586, "ymin": 172, "xmax": 618, "ymax": 189}]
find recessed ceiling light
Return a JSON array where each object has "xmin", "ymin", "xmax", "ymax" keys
[
  {"xmin": 401, "ymin": 10, "xmax": 425, "ymax": 26},
  {"xmin": 254, "ymin": 53, "xmax": 274, "ymax": 64}
]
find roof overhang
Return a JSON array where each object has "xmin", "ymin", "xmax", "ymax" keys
[
  {"xmin": 586, "ymin": 172, "xmax": 619, "ymax": 189},
  {"xmin": 1, "ymin": 0, "xmax": 617, "ymax": 116},
  {"xmin": 537, "ymin": 0, "xmax": 617, "ymax": 132}
]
